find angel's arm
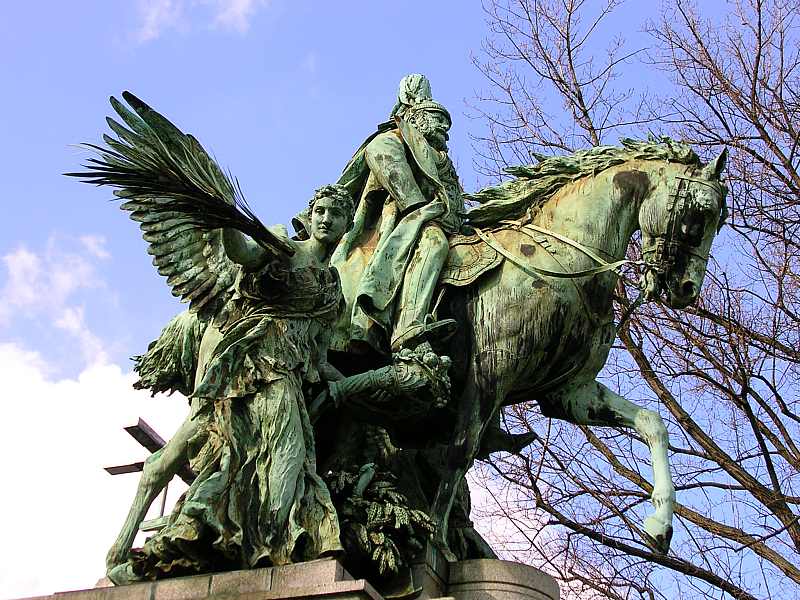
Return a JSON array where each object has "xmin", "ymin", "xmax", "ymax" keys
[
  {"xmin": 222, "ymin": 229, "xmax": 270, "ymax": 271},
  {"xmin": 314, "ymin": 324, "xmax": 345, "ymax": 382}
]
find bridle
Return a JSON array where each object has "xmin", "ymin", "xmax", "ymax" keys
[
  {"xmin": 470, "ymin": 171, "xmax": 725, "ymax": 331},
  {"xmin": 641, "ymin": 175, "xmax": 720, "ymax": 276}
]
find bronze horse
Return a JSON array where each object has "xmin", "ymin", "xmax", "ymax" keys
[{"xmin": 330, "ymin": 139, "xmax": 728, "ymax": 558}]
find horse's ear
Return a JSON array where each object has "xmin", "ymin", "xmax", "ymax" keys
[{"xmin": 702, "ymin": 148, "xmax": 728, "ymax": 179}]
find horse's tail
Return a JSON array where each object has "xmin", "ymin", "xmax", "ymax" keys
[{"xmin": 133, "ymin": 310, "xmax": 208, "ymax": 398}]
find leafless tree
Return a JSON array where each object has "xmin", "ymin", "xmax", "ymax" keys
[
  {"xmin": 470, "ymin": 0, "xmax": 651, "ymax": 176},
  {"xmin": 471, "ymin": 1, "xmax": 800, "ymax": 599}
]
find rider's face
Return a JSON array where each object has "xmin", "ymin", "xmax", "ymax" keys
[
  {"xmin": 310, "ymin": 196, "xmax": 349, "ymax": 246},
  {"xmin": 422, "ymin": 110, "xmax": 451, "ymax": 151}
]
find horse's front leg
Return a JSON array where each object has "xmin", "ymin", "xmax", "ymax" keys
[
  {"xmin": 545, "ymin": 379, "xmax": 675, "ymax": 554},
  {"xmin": 106, "ymin": 413, "xmax": 198, "ymax": 576}
]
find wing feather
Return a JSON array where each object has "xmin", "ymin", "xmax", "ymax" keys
[
  {"xmin": 147, "ymin": 237, "xmax": 206, "ymax": 257},
  {"xmin": 131, "ymin": 211, "xmax": 196, "ymax": 225},
  {"xmin": 152, "ymin": 246, "xmax": 207, "ymax": 268},
  {"xmin": 166, "ymin": 264, "xmax": 209, "ymax": 288},
  {"xmin": 183, "ymin": 274, "xmax": 219, "ymax": 303},
  {"xmin": 141, "ymin": 223, "xmax": 198, "ymax": 243},
  {"xmin": 157, "ymin": 254, "xmax": 203, "ymax": 277},
  {"xmin": 173, "ymin": 278, "xmax": 213, "ymax": 299},
  {"xmin": 64, "ymin": 92, "xmax": 303, "ymax": 317}
]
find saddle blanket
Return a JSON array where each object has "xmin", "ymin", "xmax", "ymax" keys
[{"xmin": 440, "ymin": 232, "xmax": 503, "ymax": 287}]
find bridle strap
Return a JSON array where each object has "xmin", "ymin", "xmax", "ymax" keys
[
  {"xmin": 507, "ymin": 220, "xmax": 612, "ymax": 266},
  {"xmin": 642, "ymin": 173, "xmax": 714, "ymax": 273},
  {"xmin": 473, "ymin": 223, "xmax": 640, "ymax": 280}
]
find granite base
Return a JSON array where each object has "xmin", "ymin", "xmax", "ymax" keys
[{"xmin": 15, "ymin": 553, "xmax": 558, "ymax": 600}]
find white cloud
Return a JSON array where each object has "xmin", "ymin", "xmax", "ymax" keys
[
  {"xmin": 0, "ymin": 238, "xmax": 104, "ymax": 322},
  {"xmin": 0, "ymin": 236, "xmax": 190, "ymax": 597},
  {"xmin": 54, "ymin": 306, "xmax": 109, "ymax": 365},
  {"xmin": 0, "ymin": 236, "xmax": 109, "ymax": 367},
  {"xmin": 0, "ymin": 247, "xmax": 41, "ymax": 316},
  {"xmin": 134, "ymin": 0, "xmax": 269, "ymax": 42},
  {"xmin": 213, "ymin": 0, "xmax": 268, "ymax": 33},
  {"xmin": 79, "ymin": 235, "xmax": 111, "ymax": 260},
  {"xmin": 0, "ymin": 343, "xmax": 188, "ymax": 599},
  {"xmin": 136, "ymin": 0, "xmax": 185, "ymax": 43}
]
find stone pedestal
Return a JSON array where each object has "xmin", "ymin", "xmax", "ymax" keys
[
  {"xmin": 27, "ymin": 559, "xmax": 379, "ymax": 600},
  {"xmin": 17, "ymin": 555, "xmax": 558, "ymax": 600},
  {"xmin": 448, "ymin": 560, "xmax": 559, "ymax": 600}
]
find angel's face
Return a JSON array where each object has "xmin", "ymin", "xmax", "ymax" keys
[{"xmin": 310, "ymin": 196, "xmax": 349, "ymax": 246}]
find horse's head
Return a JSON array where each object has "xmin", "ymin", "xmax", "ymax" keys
[{"xmin": 638, "ymin": 149, "xmax": 729, "ymax": 309}]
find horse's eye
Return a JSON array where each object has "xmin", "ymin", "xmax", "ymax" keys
[{"xmin": 678, "ymin": 210, "xmax": 705, "ymax": 246}]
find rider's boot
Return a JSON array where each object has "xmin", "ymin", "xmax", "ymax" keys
[{"xmin": 391, "ymin": 224, "xmax": 456, "ymax": 352}]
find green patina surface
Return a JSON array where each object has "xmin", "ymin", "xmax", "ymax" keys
[
  {"xmin": 466, "ymin": 136, "xmax": 704, "ymax": 226},
  {"xmin": 70, "ymin": 74, "xmax": 729, "ymax": 595}
]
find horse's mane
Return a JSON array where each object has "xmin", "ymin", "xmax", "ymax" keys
[{"xmin": 466, "ymin": 136, "xmax": 702, "ymax": 227}]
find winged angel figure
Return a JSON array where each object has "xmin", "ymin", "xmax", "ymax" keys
[{"xmin": 69, "ymin": 93, "xmax": 355, "ymax": 583}]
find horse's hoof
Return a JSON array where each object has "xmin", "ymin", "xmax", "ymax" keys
[{"xmin": 643, "ymin": 516, "xmax": 673, "ymax": 554}]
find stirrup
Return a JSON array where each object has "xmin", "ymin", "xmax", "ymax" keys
[{"xmin": 391, "ymin": 317, "xmax": 457, "ymax": 352}]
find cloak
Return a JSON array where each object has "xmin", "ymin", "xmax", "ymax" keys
[{"xmin": 328, "ymin": 116, "xmax": 463, "ymax": 352}]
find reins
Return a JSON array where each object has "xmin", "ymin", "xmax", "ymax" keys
[
  {"xmin": 473, "ymin": 225, "xmax": 634, "ymax": 280},
  {"xmin": 471, "ymin": 218, "xmax": 648, "ymax": 332},
  {"xmin": 474, "ymin": 214, "xmax": 646, "ymax": 278},
  {"xmin": 468, "ymin": 169, "xmax": 723, "ymax": 332}
]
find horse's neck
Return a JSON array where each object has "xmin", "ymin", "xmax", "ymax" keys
[{"xmin": 536, "ymin": 164, "xmax": 642, "ymax": 261}]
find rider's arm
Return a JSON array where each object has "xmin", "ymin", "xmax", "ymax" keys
[
  {"xmin": 364, "ymin": 133, "xmax": 428, "ymax": 213},
  {"xmin": 222, "ymin": 229, "xmax": 270, "ymax": 271}
]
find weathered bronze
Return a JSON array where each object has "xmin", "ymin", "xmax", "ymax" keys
[
  {"xmin": 331, "ymin": 74, "xmax": 464, "ymax": 354},
  {"xmin": 419, "ymin": 141, "xmax": 728, "ymax": 559},
  {"xmin": 326, "ymin": 77, "xmax": 727, "ymax": 560},
  {"xmin": 70, "ymin": 75, "xmax": 728, "ymax": 593}
]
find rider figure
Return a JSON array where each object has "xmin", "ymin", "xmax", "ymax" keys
[{"xmin": 331, "ymin": 74, "xmax": 464, "ymax": 353}]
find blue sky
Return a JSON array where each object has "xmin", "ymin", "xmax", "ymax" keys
[
  {"xmin": 0, "ymin": 0, "xmax": 493, "ymax": 377},
  {"xmin": 0, "ymin": 2, "xmax": 495, "ymax": 596},
  {"xmin": 0, "ymin": 1, "xmax": 662, "ymax": 597}
]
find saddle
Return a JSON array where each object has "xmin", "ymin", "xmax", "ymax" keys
[{"xmin": 439, "ymin": 231, "xmax": 504, "ymax": 287}]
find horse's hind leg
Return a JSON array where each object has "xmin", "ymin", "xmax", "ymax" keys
[
  {"xmin": 545, "ymin": 379, "xmax": 675, "ymax": 554},
  {"xmin": 106, "ymin": 414, "xmax": 198, "ymax": 574},
  {"xmin": 429, "ymin": 365, "xmax": 503, "ymax": 561}
]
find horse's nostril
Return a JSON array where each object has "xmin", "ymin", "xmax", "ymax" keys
[{"xmin": 681, "ymin": 281, "xmax": 696, "ymax": 297}]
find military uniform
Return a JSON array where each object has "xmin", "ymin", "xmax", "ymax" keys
[{"xmin": 331, "ymin": 115, "xmax": 464, "ymax": 353}]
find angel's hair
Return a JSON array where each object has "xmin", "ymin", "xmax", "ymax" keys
[{"xmin": 309, "ymin": 184, "xmax": 355, "ymax": 223}]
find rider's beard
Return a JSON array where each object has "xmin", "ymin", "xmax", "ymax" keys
[
  {"xmin": 411, "ymin": 113, "xmax": 449, "ymax": 152},
  {"xmin": 425, "ymin": 128, "xmax": 449, "ymax": 152}
]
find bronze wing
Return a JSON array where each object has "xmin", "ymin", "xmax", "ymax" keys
[{"xmin": 68, "ymin": 92, "xmax": 294, "ymax": 321}]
